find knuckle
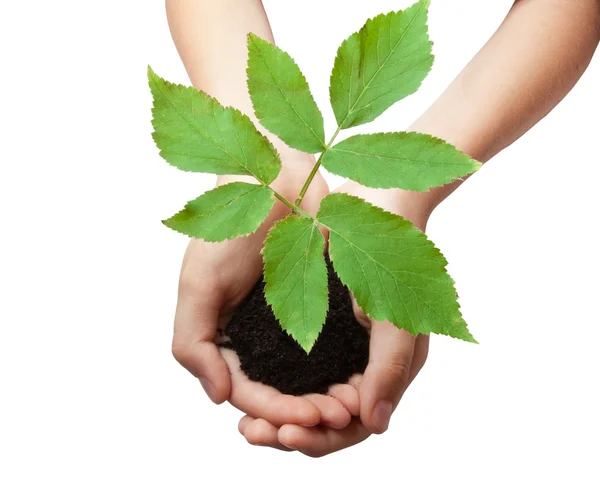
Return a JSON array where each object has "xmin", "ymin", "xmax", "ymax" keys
[
  {"xmin": 171, "ymin": 343, "xmax": 194, "ymax": 369},
  {"xmin": 244, "ymin": 426, "xmax": 266, "ymax": 446},
  {"xmin": 245, "ymin": 433, "xmax": 260, "ymax": 446},
  {"xmin": 237, "ymin": 419, "xmax": 249, "ymax": 436},
  {"xmin": 383, "ymin": 359, "xmax": 411, "ymax": 386}
]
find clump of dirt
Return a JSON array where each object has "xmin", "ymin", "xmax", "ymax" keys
[{"xmin": 223, "ymin": 258, "xmax": 369, "ymax": 395}]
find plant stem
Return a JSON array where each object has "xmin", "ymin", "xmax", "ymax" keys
[
  {"xmin": 271, "ymin": 188, "xmax": 312, "ymax": 218},
  {"xmin": 294, "ymin": 125, "xmax": 343, "ymax": 207}
]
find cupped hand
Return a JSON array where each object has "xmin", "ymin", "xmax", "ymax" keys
[
  {"xmin": 238, "ymin": 181, "xmax": 432, "ymax": 456},
  {"xmin": 171, "ymin": 158, "xmax": 356, "ymax": 430}
]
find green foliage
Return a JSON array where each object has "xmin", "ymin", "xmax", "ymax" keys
[
  {"xmin": 262, "ymin": 216, "xmax": 328, "ymax": 353},
  {"xmin": 318, "ymin": 194, "xmax": 475, "ymax": 343},
  {"xmin": 247, "ymin": 34, "xmax": 326, "ymax": 154},
  {"xmin": 148, "ymin": 66, "xmax": 281, "ymax": 184},
  {"xmin": 322, "ymin": 132, "xmax": 482, "ymax": 190},
  {"xmin": 329, "ymin": 0, "xmax": 433, "ymax": 129},
  {"xmin": 163, "ymin": 182, "xmax": 274, "ymax": 242},
  {"xmin": 151, "ymin": 0, "xmax": 480, "ymax": 352}
]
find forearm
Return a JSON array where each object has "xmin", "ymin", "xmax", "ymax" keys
[
  {"xmin": 404, "ymin": 0, "xmax": 600, "ymax": 215},
  {"xmin": 165, "ymin": 0, "xmax": 311, "ymax": 168}
]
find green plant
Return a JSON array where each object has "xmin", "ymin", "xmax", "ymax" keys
[{"xmin": 149, "ymin": 0, "xmax": 480, "ymax": 353}]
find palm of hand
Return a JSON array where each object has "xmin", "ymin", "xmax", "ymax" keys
[
  {"xmin": 172, "ymin": 171, "xmax": 359, "ymax": 438},
  {"xmin": 173, "ymin": 170, "xmax": 431, "ymax": 456},
  {"xmin": 237, "ymin": 183, "xmax": 431, "ymax": 456}
]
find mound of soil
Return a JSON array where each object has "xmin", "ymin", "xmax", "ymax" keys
[{"xmin": 222, "ymin": 259, "xmax": 369, "ymax": 395}]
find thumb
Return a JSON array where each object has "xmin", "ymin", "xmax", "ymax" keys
[
  {"xmin": 359, "ymin": 320, "xmax": 416, "ymax": 434},
  {"xmin": 172, "ymin": 293, "xmax": 231, "ymax": 404}
]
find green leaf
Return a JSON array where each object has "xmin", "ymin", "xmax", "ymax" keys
[
  {"xmin": 317, "ymin": 193, "xmax": 475, "ymax": 342},
  {"xmin": 148, "ymin": 66, "xmax": 281, "ymax": 184},
  {"xmin": 162, "ymin": 182, "xmax": 274, "ymax": 242},
  {"xmin": 322, "ymin": 132, "xmax": 481, "ymax": 191},
  {"xmin": 247, "ymin": 34, "xmax": 326, "ymax": 153},
  {"xmin": 330, "ymin": 0, "xmax": 433, "ymax": 129},
  {"xmin": 262, "ymin": 216, "xmax": 328, "ymax": 353}
]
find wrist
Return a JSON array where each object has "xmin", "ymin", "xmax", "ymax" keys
[
  {"xmin": 334, "ymin": 182, "xmax": 432, "ymax": 231},
  {"xmin": 400, "ymin": 116, "xmax": 486, "ymax": 218},
  {"xmin": 217, "ymin": 150, "xmax": 318, "ymax": 204},
  {"xmin": 393, "ymin": 189, "xmax": 434, "ymax": 229},
  {"xmin": 217, "ymin": 149, "xmax": 315, "ymax": 183}
]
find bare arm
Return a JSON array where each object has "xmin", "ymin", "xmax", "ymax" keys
[
  {"xmin": 402, "ymin": 0, "xmax": 600, "ymax": 215},
  {"xmin": 165, "ymin": 0, "xmax": 310, "ymax": 166},
  {"xmin": 166, "ymin": 0, "xmax": 338, "ymax": 432},
  {"xmin": 164, "ymin": 0, "xmax": 600, "ymax": 455},
  {"xmin": 334, "ymin": 0, "xmax": 600, "ymax": 449}
]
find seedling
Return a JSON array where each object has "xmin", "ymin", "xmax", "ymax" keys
[{"xmin": 149, "ymin": 0, "xmax": 480, "ymax": 353}]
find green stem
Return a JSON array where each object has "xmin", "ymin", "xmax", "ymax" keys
[
  {"xmin": 294, "ymin": 124, "xmax": 344, "ymax": 207},
  {"xmin": 271, "ymin": 188, "xmax": 312, "ymax": 219}
]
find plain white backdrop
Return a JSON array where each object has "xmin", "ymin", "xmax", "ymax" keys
[{"xmin": 1, "ymin": 0, "xmax": 599, "ymax": 497}]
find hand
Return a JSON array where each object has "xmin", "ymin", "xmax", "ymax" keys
[
  {"xmin": 171, "ymin": 155, "xmax": 356, "ymax": 430},
  {"xmin": 239, "ymin": 181, "xmax": 432, "ymax": 456}
]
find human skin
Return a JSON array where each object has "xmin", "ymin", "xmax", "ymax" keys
[
  {"xmin": 166, "ymin": 0, "xmax": 600, "ymax": 456},
  {"xmin": 166, "ymin": 0, "xmax": 359, "ymax": 432}
]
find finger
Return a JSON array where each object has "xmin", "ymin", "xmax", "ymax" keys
[
  {"xmin": 359, "ymin": 321, "xmax": 416, "ymax": 434},
  {"xmin": 346, "ymin": 373, "xmax": 363, "ymax": 391},
  {"xmin": 221, "ymin": 348, "xmax": 320, "ymax": 427},
  {"xmin": 302, "ymin": 394, "xmax": 352, "ymax": 429},
  {"xmin": 351, "ymin": 299, "xmax": 371, "ymax": 329},
  {"xmin": 409, "ymin": 335, "xmax": 430, "ymax": 384},
  {"xmin": 242, "ymin": 418, "xmax": 293, "ymax": 452},
  {"xmin": 238, "ymin": 415, "xmax": 255, "ymax": 435},
  {"xmin": 278, "ymin": 420, "xmax": 371, "ymax": 458},
  {"xmin": 173, "ymin": 294, "xmax": 230, "ymax": 404},
  {"xmin": 327, "ymin": 384, "xmax": 360, "ymax": 417}
]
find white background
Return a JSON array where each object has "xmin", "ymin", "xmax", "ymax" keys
[{"xmin": 1, "ymin": 0, "xmax": 599, "ymax": 497}]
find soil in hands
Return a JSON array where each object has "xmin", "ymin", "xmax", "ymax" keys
[{"xmin": 222, "ymin": 258, "xmax": 370, "ymax": 395}]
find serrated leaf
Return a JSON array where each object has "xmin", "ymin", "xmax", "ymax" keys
[
  {"xmin": 330, "ymin": 0, "xmax": 433, "ymax": 129},
  {"xmin": 162, "ymin": 182, "xmax": 274, "ymax": 242},
  {"xmin": 317, "ymin": 193, "xmax": 475, "ymax": 342},
  {"xmin": 247, "ymin": 34, "xmax": 326, "ymax": 154},
  {"xmin": 322, "ymin": 132, "xmax": 481, "ymax": 190},
  {"xmin": 148, "ymin": 66, "xmax": 281, "ymax": 184},
  {"xmin": 262, "ymin": 216, "xmax": 328, "ymax": 353}
]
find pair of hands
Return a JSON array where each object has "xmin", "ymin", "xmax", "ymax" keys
[{"xmin": 171, "ymin": 155, "xmax": 431, "ymax": 457}]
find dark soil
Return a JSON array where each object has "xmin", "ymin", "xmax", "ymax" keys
[{"xmin": 222, "ymin": 258, "xmax": 370, "ymax": 395}]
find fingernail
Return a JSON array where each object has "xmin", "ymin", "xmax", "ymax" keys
[
  {"xmin": 373, "ymin": 400, "xmax": 393, "ymax": 433},
  {"xmin": 199, "ymin": 376, "xmax": 217, "ymax": 403},
  {"xmin": 282, "ymin": 442, "xmax": 298, "ymax": 450}
]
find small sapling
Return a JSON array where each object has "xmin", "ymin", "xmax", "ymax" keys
[{"xmin": 149, "ymin": 0, "xmax": 481, "ymax": 353}]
